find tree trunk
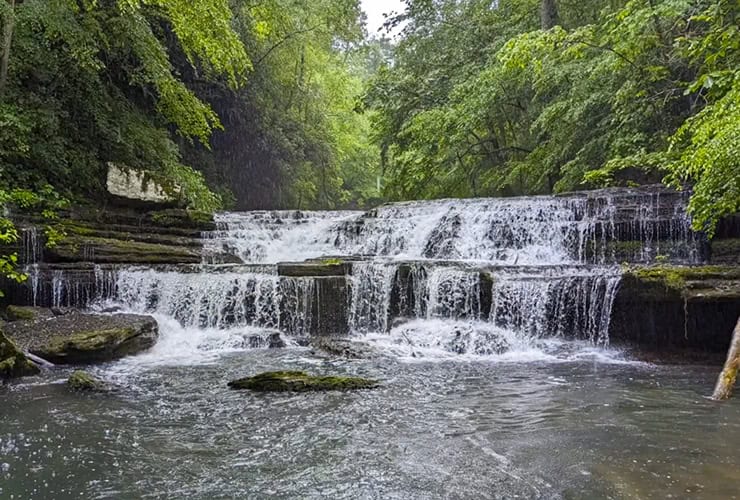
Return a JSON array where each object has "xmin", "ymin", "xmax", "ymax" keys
[
  {"xmin": 712, "ymin": 316, "xmax": 740, "ymax": 400},
  {"xmin": 0, "ymin": 0, "xmax": 15, "ymax": 94},
  {"xmin": 541, "ymin": 0, "xmax": 558, "ymax": 30}
]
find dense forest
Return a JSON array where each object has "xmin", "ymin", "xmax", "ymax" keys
[{"xmin": 0, "ymin": 0, "xmax": 738, "ymax": 232}]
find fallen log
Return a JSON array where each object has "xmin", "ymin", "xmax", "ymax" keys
[
  {"xmin": 711, "ymin": 316, "xmax": 740, "ymax": 401},
  {"xmin": 25, "ymin": 351, "xmax": 55, "ymax": 369}
]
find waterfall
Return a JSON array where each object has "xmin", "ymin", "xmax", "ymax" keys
[
  {"xmin": 488, "ymin": 267, "xmax": 621, "ymax": 346},
  {"xmin": 112, "ymin": 267, "xmax": 281, "ymax": 330},
  {"xmin": 18, "ymin": 186, "xmax": 702, "ymax": 358}
]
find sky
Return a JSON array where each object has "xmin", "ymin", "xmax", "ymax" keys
[{"xmin": 360, "ymin": 0, "xmax": 406, "ymax": 37}]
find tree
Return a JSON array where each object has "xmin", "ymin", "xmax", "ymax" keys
[
  {"xmin": 0, "ymin": 0, "xmax": 16, "ymax": 93},
  {"xmin": 366, "ymin": 0, "xmax": 740, "ymax": 230},
  {"xmin": 712, "ymin": 316, "xmax": 740, "ymax": 400}
]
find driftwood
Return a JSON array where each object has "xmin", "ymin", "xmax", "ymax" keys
[
  {"xmin": 711, "ymin": 316, "xmax": 740, "ymax": 401},
  {"xmin": 24, "ymin": 351, "xmax": 55, "ymax": 369}
]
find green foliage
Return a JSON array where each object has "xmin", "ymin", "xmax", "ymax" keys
[
  {"xmin": 1, "ymin": 0, "xmax": 377, "ymax": 211},
  {"xmin": 367, "ymin": 0, "xmax": 740, "ymax": 235},
  {"xmin": 665, "ymin": 1, "xmax": 740, "ymax": 236},
  {"xmin": 0, "ymin": 0, "xmax": 249, "ymax": 212}
]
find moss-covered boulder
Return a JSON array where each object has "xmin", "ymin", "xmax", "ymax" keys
[
  {"xmin": 228, "ymin": 371, "xmax": 379, "ymax": 392},
  {"xmin": 0, "ymin": 330, "xmax": 40, "ymax": 379},
  {"xmin": 4, "ymin": 305, "xmax": 43, "ymax": 322},
  {"xmin": 67, "ymin": 370, "xmax": 108, "ymax": 392},
  {"xmin": 4, "ymin": 312, "xmax": 158, "ymax": 364}
]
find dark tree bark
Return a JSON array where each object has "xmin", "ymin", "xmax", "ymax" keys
[
  {"xmin": 541, "ymin": 0, "xmax": 558, "ymax": 29},
  {"xmin": 712, "ymin": 316, "xmax": 740, "ymax": 400},
  {"xmin": 0, "ymin": 0, "xmax": 15, "ymax": 93}
]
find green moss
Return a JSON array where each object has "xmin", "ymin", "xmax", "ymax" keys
[
  {"xmin": 61, "ymin": 221, "xmax": 97, "ymax": 236},
  {"xmin": 322, "ymin": 258, "xmax": 344, "ymax": 265},
  {"xmin": 5, "ymin": 305, "xmax": 37, "ymax": 321},
  {"xmin": 186, "ymin": 210, "xmax": 213, "ymax": 224},
  {"xmin": 67, "ymin": 370, "xmax": 107, "ymax": 391},
  {"xmin": 627, "ymin": 265, "xmax": 740, "ymax": 291},
  {"xmin": 228, "ymin": 370, "xmax": 379, "ymax": 392},
  {"xmin": 0, "ymin": 330, "xmax": 40, "ymax": 379},
  {"xmin": 46, "ymin": 327, "xmax": 134, "ymax": 353}
]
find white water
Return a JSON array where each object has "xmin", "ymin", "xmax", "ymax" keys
[
  {"xmin": 23, "ymin": 187, "xmax": 701, "ymax": 363},
  {"xmin": 202, "ymin": 188, "xmax": 700, "ymax": 265}
]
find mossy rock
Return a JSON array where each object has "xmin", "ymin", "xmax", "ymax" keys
[
  {"xmin": 37, "ymin": 325, "xmax": 157, "ymax": 364},
  {"xmin": 5, "ymin": 305, "xmax": 40, "ymax": 322},
  {"xmin": 623, "ymin": 265, "xmax": 740, "ymax": 298},
  {"xmin": 4, "ymin": 313, "xmax": 159, "ymax": 364},
  {"xmin": 0, "ymin": 330, "xmax": 40, "ymax": 379},
  {"xmin": 67, "ymin": 370, "xmax": 108, "ymax": 392},
  {"xmin": 228, "ymin": 370, "xmax": 379, "ymax": 392}
]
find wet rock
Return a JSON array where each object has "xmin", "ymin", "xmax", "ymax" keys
[
  {"xmin": 4, "ymin": 305, "xmax": 49, "ymax": 322},
  {"xmin": 228, "ymin": 371, "xmax": 379, "ymax": 392},
  {"xmin": 4, "ymin": 312, "xmax": 158, "ymax": 364},
  {"xmin": 277, "ymin": 261, "xmax": 350, "ymax": 277},
  {"xmin": 447, "ymin": 326, "xmax": 511, "ymax": 356},
  {"xmin": 67, "ymin": 370, "xmax": 109, "ymax": 392},
  {"xmin": 310, "ymin": 338, "xmax": 378, "ymax": 359},
  {"xmin": 0, "ymin": 330, "xmax": 40, "ymax": 379},
  {"xmin": 611, "ymin": 265, "xmax": 740, "ymax": 352},
  {"xmin": 244, "ymin": 331, "xmax": 286, "ymax": 349}
]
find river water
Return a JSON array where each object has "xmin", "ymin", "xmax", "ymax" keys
[{"xmin": 2, "ymin": 340, "xmax": 739, "ymax": 499}]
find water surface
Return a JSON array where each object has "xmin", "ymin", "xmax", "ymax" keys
[{"xmin": 3, "ymin": 344, "xmax": 739, "ymax": 499}]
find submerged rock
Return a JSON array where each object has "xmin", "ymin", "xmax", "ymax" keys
[
  {"xmin": 67, "ymin": 370, "xmax": 109, "ymax": 392},
  {"xmin": 228, "ymin": 371, "xmax": 379, "ymax": 392},
  {"xmin": 0, "ymin": 330, "xmax": 40, "ymax": 379},
  {"xmin": 310, "ymin": 338, "xmax": 379, "ymax": 359},
  {"xmin": 4, "ymin": 312, "xmax": 158, "ymax": 364}
]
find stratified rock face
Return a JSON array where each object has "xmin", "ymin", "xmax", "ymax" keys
[
  {"xmin": 4, "ymin": 312, "xmax": 158, "ymax": 364},
  {"xmin": 67, "ymin": 370, "xmax": 109, "ymax": 392},
  {"xmin": 0, "ymin": 330, "xmax": 40, "ymax": 379},
  {"xmin": 228, "ymin": 371, "xmax": 379, "ymax": 392},
  {"xmin": 610, "ymin": 266, "xmax": 740, "ymax": 352},
  {"xmin": 106, "ymin": 163, "xmax": 179, "ymax": 206}
]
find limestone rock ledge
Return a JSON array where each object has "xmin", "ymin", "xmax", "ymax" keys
[
  {"xmin": 610, "ymin": 265, "xmax": 740, "ymax": 353},
  {"xmin": 4, "ymin": 309, "xmax": 158, "ymax": 364}
]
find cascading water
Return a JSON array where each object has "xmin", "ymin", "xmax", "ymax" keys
[{"xmin": 36, "ymin": 186, "xmax": 700, "ymax": 360}]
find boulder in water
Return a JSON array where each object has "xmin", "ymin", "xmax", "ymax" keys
[
  {"xmin": 310, "ymin": 338, "xmax": 379, "ymax": 359},
  {"xmin": 0, "ymin": 330, "xmax": 40, "ymax": 379},
  {"xmin": 228, "ymin": 371, "xmax": 379, "ymax": 392},
  {"xmin": 67, "ymin": 370, "xmax": 109, "ymax": 392},
  {"xmin": 4, "ymin": 312, "xmax": 158, "ymax": 364},
  {"xmin": 4, "ymin": 305, "xmax": 50, "ymax": 322}
]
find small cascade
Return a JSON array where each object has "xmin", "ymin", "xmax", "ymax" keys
[
  {"xmin": 21, "ymin": 227, "xmax": 43, "ymax": 265},
  {"xmin": 425, "ymin": 267, "xmax": 483, "ymax": 320},
  {"xmin": 203, "ymin": 210, "xmax": 360, "ymax": 264},
  {"xmin": 349, "ymin": 262, "xmax": 397, "ymax": 333},
  {"xmin": 279, "ymin": 277, "xmax": 316, "ymax": 336},
  {"xmin": 112, "ymin": 268, "xmax": 281, "ymax": 330},
  {"xmin": 489, "ymin": 268, "xmax": 621, "ymax": 345}
]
